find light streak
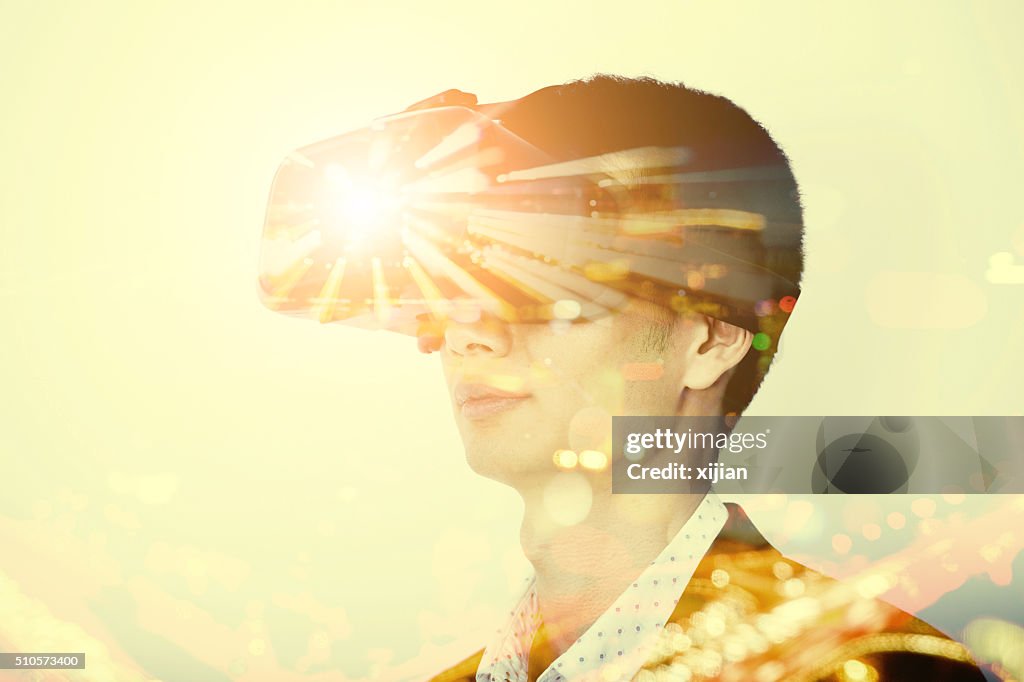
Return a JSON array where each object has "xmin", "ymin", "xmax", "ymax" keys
[
  {"xmin": 283, "ymin": 151, "xmax": 315, "ymax": 168},
  {"xmin": 641, "ymin": 165, "xmax": 793, "ymax": 185},
  {"xmin": 659, "ymin": 208, "xmax": 765, "ymax": 232},
  {"xmin": 264, "ymin": 257, "xmax": 314, "ymax": 307},
  {"xmin": 402, "ymin": 212, "xmax": 460, "ymax": 248},
  {"xmin": 401, "ymin": 228, "xmax": 518, "ymax": 321},
  {"xmin": 405, "ymin": 166, "xmax": 492, "ymax": 194},
  {"xmin": 404, "ymin": 256, "xmax": 452, "ymax": 320},
  {"xmin": 414, "ymin": 122, "xmax": 484, "ymax": 170},
  {"xmin": 501, "ymin": 146, "xmax": 691, "ymax": 182},
  {"xmin": 310, "ymin": 258, "xmax": 346, "ymax": 323},
  {"xmin": 271, "ymin": 218, "xmax": 320, "ymax": 242},
  {"xmin": 483, "ymin": 248, "xmax": 628, "ymax": 317},
  {"xmin": 370, "ymin": 257, "xmax": 392, "ymax": 323}
]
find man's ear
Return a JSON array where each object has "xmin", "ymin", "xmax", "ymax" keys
[{"xmin": 679, "ymin": 316, "xmax": 752, "ymax": 390}]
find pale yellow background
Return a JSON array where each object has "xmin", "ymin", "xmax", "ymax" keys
[{"xmin": 1, "ymin": 1, "xmax": 1022, "ymax": 680}]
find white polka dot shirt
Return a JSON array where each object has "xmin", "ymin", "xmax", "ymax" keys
[{"xmin": 476, "ymin": 495, "xmax": 728, "ymax": 682}]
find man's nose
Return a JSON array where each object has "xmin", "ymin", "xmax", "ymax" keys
[{"xmin": 443, "ymin": 317, "xmax": 511, "ymax": 357}]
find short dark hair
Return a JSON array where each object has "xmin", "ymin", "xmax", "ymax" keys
[{"xmin": 498, "ymin": 74, "xmax": 804, "ymax": 414}]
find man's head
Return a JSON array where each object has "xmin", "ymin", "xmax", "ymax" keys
[
  {"xmin": 257, "ymin": 74, "xmax": 803, "ymax": 486},
  {"xmin": 434, "ymin": 75, "xmax": 804, "ymax": 484}
]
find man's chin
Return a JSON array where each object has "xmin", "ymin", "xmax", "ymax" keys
[{"xmin": 461, "ymin": 440, "xmax": 547, "ymax": 484}]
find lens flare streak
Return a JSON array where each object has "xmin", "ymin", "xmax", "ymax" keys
[
  {"xmin": 310, "ymin": 258, "xmax": 346, "ymax": 323},
  {"xmin": 483, "ymin": 248, "xmax": 627, "ymax": 317},
  {"xmin": 404, "ymin": 257, "xmax": 452, "ymax": 320},
  {"xmin": 413, "ymin": 122, "xmax": 485, "ymax": 170},
  {"xmin": 264, "ymin": 257, "xmax": 315, "ymax": 307},
  {"xmin": 370, "ymin": 257, "xmax": 392, "ymax": 323},
  {"xmin": 402, "ymin": 228, "xmax": 517, "ymax": 321},
  {"xmin": 501, "ymin": 145, "xmax": 691, "ymax": 182}
]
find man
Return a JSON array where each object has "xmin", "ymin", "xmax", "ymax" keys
[
  {"xmin": 259, "ymin": 76, "xmax": 987, "ymax": 680},
  {"xmin": 418, "ymin": 78, "xmax": 986, "ymax": 682}
]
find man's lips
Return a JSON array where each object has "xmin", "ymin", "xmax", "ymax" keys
[{"xmin": 454, "ymin": 383, "xmax": 532, "ymax": 420}]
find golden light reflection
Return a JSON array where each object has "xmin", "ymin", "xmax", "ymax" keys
[
  {"xmin": 578, "ymin": 449, "xmax": 608, "ymax": 471},
  {"xmin": 552, "ymin": 449, "xmax": 578, "ymax": 470}
]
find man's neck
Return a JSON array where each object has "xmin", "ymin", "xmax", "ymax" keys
[{"xmin": 516, "ymin": 478, "xmax": 706, "ymax": 668}]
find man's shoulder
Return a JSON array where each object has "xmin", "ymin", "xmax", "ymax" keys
[{"xmin": 636, "ymin": 506, "xmax": 986, "ymax": 680}]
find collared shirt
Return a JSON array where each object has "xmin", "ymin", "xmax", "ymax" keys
[{"xmin": 476, "ymin": 495, "xmax": 728, "ymax": 682}]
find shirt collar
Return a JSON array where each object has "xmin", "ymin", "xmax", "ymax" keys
[{"xmin": 477, "ymin": 494, "xmax": 729, "ymax": 682}]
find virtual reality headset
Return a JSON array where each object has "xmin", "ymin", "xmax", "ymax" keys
[{"xmin": 257, "ymin": 101, "xmax": 801, "ymax": 336}]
